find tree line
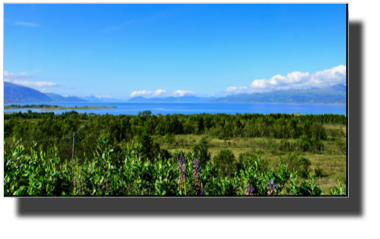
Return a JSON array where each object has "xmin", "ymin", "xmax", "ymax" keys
[
  {"xmin": 4, "ymin": 111, "xmax": 345, "ymax": 162},
  {"xmin": 5, "ymin": 104, "xmax": 61, "ymax": 109}
]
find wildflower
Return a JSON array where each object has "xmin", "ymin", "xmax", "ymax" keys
[
  {"xmin": 267, "ymin": 181, "xmax": 277, "ymax": 196},
  {"xmin": 245, "ymin": 185, "xmax": 255, "ymax": 196},
  {"xmin": 200, "ymin": 184, "xmax": 205, "ymax": 196},
  {"xmin": 192, "ymin": 157, "xmax": 200, "ymax": 195},
  {"xmin": 178, "ymin": 154, "xmax": 186, "ymax": 191}
]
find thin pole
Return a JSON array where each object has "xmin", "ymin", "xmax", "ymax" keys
[{"xmin": 72, "ymin": 132, "xmax": 76, "ymax": 160}]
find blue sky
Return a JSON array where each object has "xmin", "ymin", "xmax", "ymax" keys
[{"xmin": 4, "ymin": 4, "xmax": 347, "ymax": 100}]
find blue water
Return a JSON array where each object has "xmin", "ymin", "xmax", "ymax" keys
[{"xmin": 4, "ymin": 102, "xmax": 347, "ymax": 116}]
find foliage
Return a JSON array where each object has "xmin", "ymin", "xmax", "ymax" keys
[
  {"xmin": 279, "ymin": 152, "xmax": 312, "ymax": 178},
  {"xmin": 191, "ymin": 136, "xmax": 211, "ymax": 165},
  {"xmin": 287, "ymin": 175, "xmax": 323, "ymax": 196},
  {"xmin": 4, "ymin": 139, "xmax": 339, "ymax": 196},
  {"xmin": 329, "ymin": 182, "xmax": 347, "ymax": 196},
  {"xmin": 213, "ymin": 149, "xmax": 236, "ymax": 177}
]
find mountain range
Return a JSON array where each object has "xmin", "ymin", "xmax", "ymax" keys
[
  {"xmin": 4, "ymin": 82, "xmax": 86, "ymax": 103},
  {"xmin": 211, "ymin": 84, "xmax": 347, "ymax": 104},
  {"xmin": 128, "ymin": 85, "xmax": 346, "ymax": 104},
  {"xmin": 4, "ymin": 82, "xmax": 346, "ymax": 104}
]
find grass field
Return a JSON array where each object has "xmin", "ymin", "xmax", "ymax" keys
[{"xmin": 150, "ymin": 124, "xmax": 347, "ymax": 192}]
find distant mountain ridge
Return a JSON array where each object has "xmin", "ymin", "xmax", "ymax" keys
[
  {"xmin": 45, "ymin": 93, "xmax": 86, "ymax": 102},
  {"xmin": 211, "ymin": 84, "xmax": 346, "ymax": 104},
  {"xmin": 79, "ymin": 95, "xmax": 123, "ymax": 103},
  {"xmin": 4, "ymin": 82, "xmax": 87, "ymax": 103},
  {"xmin": 126, "ymin": 85, "xmax": 346, "ymax": 104},
  {"xmin": 5, "ymin": 82, "xmax": 346, "ymax": 104},
  {"xmin": 4, "ymin": 82, "xmax": 53, "ymax": 103}
]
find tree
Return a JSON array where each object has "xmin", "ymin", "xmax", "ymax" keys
[
  {"xmin": 312, "ymin": 122, "xmax": 327, "ymax": 140},
  {"xmin": 139, "ymin": 130, "xmax": 153, "ymax": 160},
  {"xmin": 142, "ymin": 110, "xmax": 152, "ymax": 116}
]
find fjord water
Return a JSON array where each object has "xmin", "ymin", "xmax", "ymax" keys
[{"xmin": 4, "ymin": 102, "xmax": 347, "ymax": 116}]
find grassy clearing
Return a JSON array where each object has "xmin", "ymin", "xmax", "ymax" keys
[{"xmin": 153, "ymin": 123, "xmax": 347, "ymax": 192}]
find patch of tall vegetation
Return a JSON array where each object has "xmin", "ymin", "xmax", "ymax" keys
[{"xmin": 4, "ymin": 138, "xmax": 346, "ymax": 196}]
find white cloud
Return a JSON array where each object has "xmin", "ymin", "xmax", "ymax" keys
[
  {"xmin": 130, "ymin": 90, "xmax": 154, "ymax": 97},
  {"xmin": 4, "ymin": 70, "xmax": 57, "ymax": 89},
  {"xmin": 226, "ymin": 86, "xmax": 248, "ymax": 94},
  {"xmin": 4, "ymin": 70, "xmax": 30, "ymax": 81},
  {"xmin": 95, "ymin": 95, "xmax": 113, "ymax": 99},
  {"xmin": 225, "ymin": 65, "xmax": 346, "ymax": 94},
  {"xmin": 11, "ymin": 80, "xmax": 57, "ymax": 88},
  {"xmin": 130, "ymin": 89, "xmax": 196, "ymax": 98},
  {"xmin": 15, "ymin": 21, "xmax": 40, "ymax": 27},
  {"xmin": 172, "ymin": 90, "xmax": 196, "ymax": 97}
]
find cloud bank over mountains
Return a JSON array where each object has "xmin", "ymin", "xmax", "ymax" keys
[
  {"xmin": 4, "ymin": 71, "xmax": 57, "ymax": 90},
  {"xmin": 225, "ymin": 65, "xmax": 346, "ymax": 94},
  {"xmin": 130, "ymin": 89, "xmax": 196, "ymax": 98},
  {"xmin": 5, "ymin": 65, "xmax": 346, "ymax": 99}
]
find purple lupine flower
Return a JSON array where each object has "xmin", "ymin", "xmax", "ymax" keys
[
  {"xmin": 178, "ymin": 153, "xmax": 186, "ymax": 191},
  {"xmin": 267, "ymin": 181, "xmax": 277, "ymax": 196},
  {"xmin": 200, "ymin": 184, "xmax": 205, "ymax": 196},
  {"xmin": 245, "ymin": 185, "xmax": 255, "ymax": 196},
  {"xmin": 192, "ymin": 157, "xmax": 200, "ymax": 195}
]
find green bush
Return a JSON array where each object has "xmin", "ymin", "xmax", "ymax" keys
[
  {"xmin": 299, "ymin": 157, "xmax": 312, "ymax": 178},
  {"xmin": 279, "ymin": 152, "xmax": 311, "ymax": 177},
  {"xmin": 279, "ymin": 139, "xmax": 295, "ymax": 152},
  {"xmin": 213, "ymin": 149, "xmax": 236, "ymax": 177},
  {"xmin": 297, "ymin": 136, "xmax": 311, "ymax": 152},
  {"xmin": 314, "ymin": 166, "xmax": 326, "ymax": 178},
  {"xmin": 237, "ymin": 150, "xmax": 269, "ymax": 173},
  {"xmin": 287, "ymin": 176, "xmax": 323, "ymax": 196},
  {"xmin": 191, "ymin": 136, "xmax": 211, "ymax": 165}
]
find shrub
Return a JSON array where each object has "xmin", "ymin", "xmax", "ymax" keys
[
  {"xmin": 164, "ymin": 133, "xmax": 175, "ymax": 145},
  {"xmin": 237, "ymin": 150, "xmax": 269, "ymax": 173},
  {"xmin": 191, "ymin": 136, "xmax": 211, "ymax": 165},
  {"xmin": 288, "ymin": 176, "xmax": 323, "ymax": 196},
  {"xmin": 279, "ymin": 152, "xmax": 311, "ymax": 176},
  {"xmin": 297, "ymin": 136, "xmax": 310, "ymax": 152},
  {"xmin": 279, "ymin": 139, "xmax": 295, "ymax": 152},
  {"xmin": 299, "ymin": 157, "xmax": 312, "ymax": 178},
  {"xmin": 213, "ymin": 149, "xmax": 236, "ymax": 177},
  {"xmin": 314, "ymin": 166, "xmax": 325, "ymax": 177}
]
